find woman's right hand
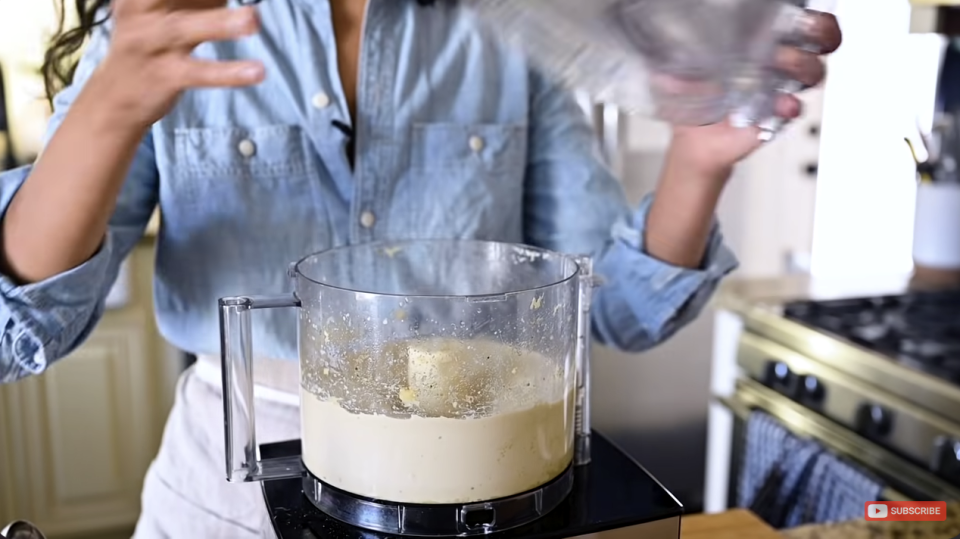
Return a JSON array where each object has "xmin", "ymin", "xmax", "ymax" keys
[{"xmin": 96, "ymin": 0, "xmax": 264, "ymax": 130}]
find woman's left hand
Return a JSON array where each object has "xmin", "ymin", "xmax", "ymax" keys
[{"xmin": 670, "ymin": 10, "xmax": 843, "ymax": 179}]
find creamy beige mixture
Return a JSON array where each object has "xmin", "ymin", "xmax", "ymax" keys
[{"xmin": 300, "ymin": 338, "xmax": 574, "ymax": 504}]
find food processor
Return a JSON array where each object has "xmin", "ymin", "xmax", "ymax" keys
[{"xmin": 218, "ymin": 239, "xmax": 683, "ymax": 538}]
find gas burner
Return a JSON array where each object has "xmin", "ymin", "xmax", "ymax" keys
[
  {"xmin": 900, "ymin": 338, "xmax": 950, "ymax": 359},
  {"xmin": 847, "ymin": 323, "xmax": 890, "ymax": 346},
  {"xmin": 784, "ymin": 291, "xmax": 960, "ymax": 385}
]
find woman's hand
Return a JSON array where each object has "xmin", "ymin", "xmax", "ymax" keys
[
  {"xmin": 668, "ymin": 10, "xmax": 843, "ymax": 180},
  {"xmin": 94, "ymin": 0, "xmax": 264, "ymax": 131},
  {"xmin": 643, "ymin": 10, "xmax": 842, "ymax": 269},
  {"xmin": 2, "ymin": 1, "xmax": 265, "ymax": 283}
]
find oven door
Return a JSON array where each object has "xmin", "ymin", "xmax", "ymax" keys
[
  {"xmin": 737, "ymin": 332, "xmax": 960, "ymax": 478},
  {"xmin": 719, "ymin": 378, "xmax": 960, "ymax": 506}
]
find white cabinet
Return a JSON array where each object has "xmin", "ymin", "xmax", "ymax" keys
[{"xmin": 0, "ymin": 240, "xmax": 176, "ymax": 538}]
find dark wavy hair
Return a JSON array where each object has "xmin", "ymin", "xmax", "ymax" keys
[
  {"xmin": 41, "ymin": 0, "xmax": 440, "ymax": 105},
  {"xmin": 42, "ymin": 0, "xmax": 111, "ymax": 105}
]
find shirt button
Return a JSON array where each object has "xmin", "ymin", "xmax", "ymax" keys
[
  {"xmin": 469, "ymin": 135, "xmax": 485, "ymax": 152},
  {"xmin": 312, "ymin": 92, "xmax": 331, "ymax": 109},
  {"xmin": 360, "ymin": 211, "xmax": 376, "ymax": 229},
  {"xmin": 238, "ymin": 139, "xmax": 257, "ymax": 158}
]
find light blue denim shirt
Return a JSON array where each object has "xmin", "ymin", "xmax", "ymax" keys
[{"xmin": 0, "ymin": 0, "xmax": 738, "ymax": 383}]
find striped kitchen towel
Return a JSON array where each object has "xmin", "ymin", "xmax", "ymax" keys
[
  {"xmin": 737, "ymin": 410, "xmax": 885, "ymax": 528},
  {"xmin": 738, "ymin": 410, "xmax": 824, "ymax": 527},
  {"xmin": 784, "ymin": 451, "xmax": 884, "ymax": 527}
]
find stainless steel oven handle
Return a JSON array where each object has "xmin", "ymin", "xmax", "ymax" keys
[
  {"xmin": 716, "ymin": 393, "xmax": 911, "ymax": 502},
  {"xmin": 719, "ymin": 380, "xmax": 960, "ymax": 503}
]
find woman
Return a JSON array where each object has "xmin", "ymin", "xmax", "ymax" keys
[{"xmin": 0, "ymin": 0, "xmax": 840, "ymax": 536}]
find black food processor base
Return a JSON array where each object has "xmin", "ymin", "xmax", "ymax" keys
[{"xmin": 260, "ymin": 431, "xmax": 683, "ymax": 539}]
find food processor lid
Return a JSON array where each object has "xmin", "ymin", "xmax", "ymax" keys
[{"xmin": 292, "ymin": 239, "xmax": 583, "ymax": 298}]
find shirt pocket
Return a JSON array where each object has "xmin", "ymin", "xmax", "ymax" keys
[
  {"xmin": 166, "ymin": 124, "xmax": 331, "ymax": 277},
  {"xmin": 404, "ymin": 123, "xmax": 527, "ymax": 238},
  {"xmin": 174, "ymin": 124, "xmax": 314, "ymax": 183},
  {"xmin": 411, "ymin": 123, "xmax": 526, "ymax": 173}
]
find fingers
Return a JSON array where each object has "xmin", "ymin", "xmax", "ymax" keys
[
  {"xmin": 169, "ymin": 0, "xmax": 232, "ymax": 11},
  {"xmin": 178, "ymin": 58, "xmax": 266, "ymax": 88},
  {"xmin": 115, "ymin": 0, "xmax": 228, "ymax": 17},
  {"xmin": 167, "ymin": 6, "xmax": 259, "ymax": 49},
  {"xmin": 648, "ymin": 72, "xmax": 728, "ymax": 125},
  {"xmin": 774, "ymin": 93, "xmax": 803, "ymax": 120},
  {"xmin": 800, "ymin": 11, "xmax": 842, "ymax": 54},
  {"xmin": 113, "ymin": 0, "xmax": 167, "ymax": 18},
  {"xmin": 775, "ymin": 47, "xmax": 826, "ymax": 88}
]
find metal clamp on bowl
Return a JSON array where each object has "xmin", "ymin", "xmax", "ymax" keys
[{"xmin": 573, "ymin": 254, "xmax": 599, "ymax": 467}]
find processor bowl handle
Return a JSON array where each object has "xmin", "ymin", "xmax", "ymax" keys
[
  {"xmin": 573, "ymin": 255, "xmax": 600, "ymax": 466},
  {"xmin": 219, "ymin": 294, "xmax": 304, "ymax": 482}
]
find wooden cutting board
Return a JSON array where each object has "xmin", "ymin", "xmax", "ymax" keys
[{"xmin": 682, "ymin": 509, "xmax": 782, "ymax": 539}]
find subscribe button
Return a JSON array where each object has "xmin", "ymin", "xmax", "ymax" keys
[{"xmin": 865, "ymin": 501, "xmax": 947, "ymax": 521}]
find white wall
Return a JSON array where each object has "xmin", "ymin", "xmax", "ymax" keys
[{"xmin": 810, "ymin": 0, "xmax": 940, "ymax": 278}]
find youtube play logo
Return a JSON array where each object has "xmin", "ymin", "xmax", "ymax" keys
[{"xmin": 867, "ymin": 504, "xmax": 888, "ymax": 519}]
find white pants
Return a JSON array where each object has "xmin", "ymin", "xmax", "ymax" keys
[{"xmin": 132, "ymin": 365, "xmax": 300, "ymax": 538}]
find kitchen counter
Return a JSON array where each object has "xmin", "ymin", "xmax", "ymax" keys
[
  {"xmin": 782, "ymin": 502, "xmax": 960, "ymax": 539},
  {"xmin": 681, "ymin": 510, "xmax": 781, "ymax": 538},
  {"xmin": 714, "ymin": 271, "xmax": 960, "ymax": 315},
  {"xmin": 714, "ymin": 273, "xmax": 916, "ymax": 313}
]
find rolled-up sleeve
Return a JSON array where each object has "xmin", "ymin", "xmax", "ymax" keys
[
  {"xmin": 0, "ymin": 20, "xmax": 159, "ymax": 383},
  {"xmin": 591, "ymin": 195, "xmax": 738, "ymax": 351},
  {"xmin": 523, "ymin": 70, "xmax": 738, "ymax": 353}
]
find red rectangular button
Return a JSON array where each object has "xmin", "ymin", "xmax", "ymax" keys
[{"xmin": 865, "ymin": 501, "xmax": 947, "ymax": 521}]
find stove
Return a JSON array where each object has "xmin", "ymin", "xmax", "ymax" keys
[
  {"xmin": 783, "ymin": 290, "xmax": 960, "ymax": 384},
  {"xmin": 711, "ymin": 287, "xmax": 960, "ymax": 508},
  {"xmin": 259, "ymin": 432, "xmax": 683, "ymax": 539}
]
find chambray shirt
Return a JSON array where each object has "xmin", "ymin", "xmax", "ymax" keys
[{"xmin": 0, "ymin": 0, "xmax": 738, "ymax": 383}]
